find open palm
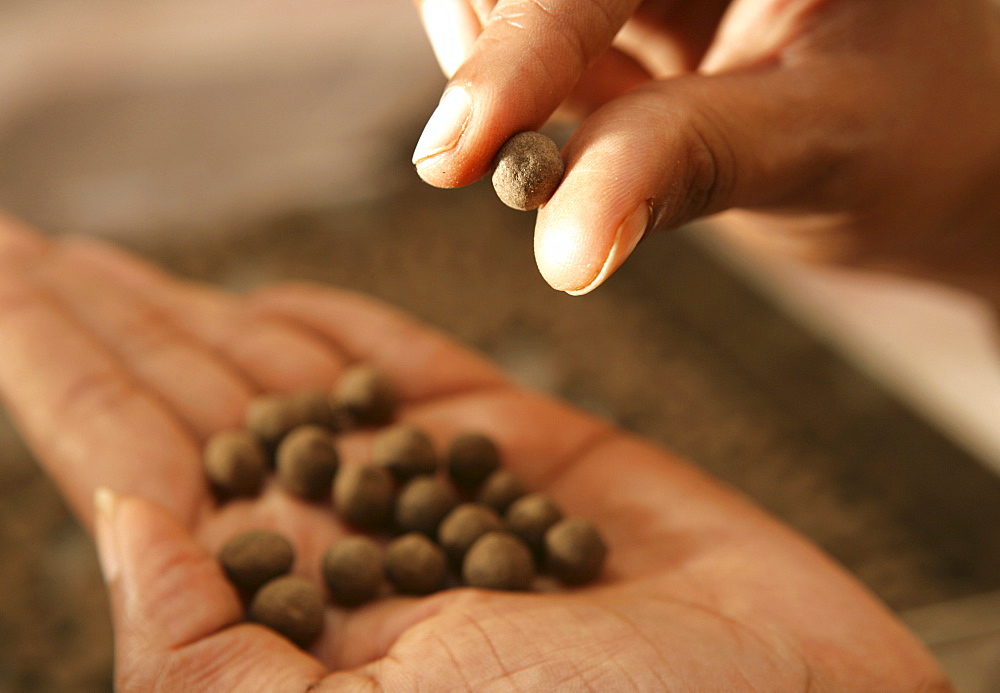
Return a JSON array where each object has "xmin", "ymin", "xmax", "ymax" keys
[{"xmin": 0, "ymin": 216, "xmax": 946, "ymax": 691}]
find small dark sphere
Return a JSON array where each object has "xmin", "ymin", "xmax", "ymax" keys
[
  {"xmin": 289, "ymin": 389, "xmax": 345, "ymax": 432},
  {"xmin": 275, "ymin": 425, "xmax": 340, "ymax": 501},
  {"xmin": 438, "ymin": 503, "xmax": 504, "ymax": 565},
  {"xmin": 505, "ymin": 493, "xmax": 563, "ymax": 554},
  {"xmin": 446, "ymin": 432, "xmax": 500, "ymax": 490},
  {"xmin": 462, "ymin": 531, "xmax": 535, "ymax": 591},
  {"xmin": 334, "ymin": 465, "xmax": 396, "ymax": 530},
  {"xmin": 384, "ymin": 533, "xmax": 447, "ymax": 595},
  {"xmin": 477, "ymin": 470, "xmax": 527, "ymax": 514},
  {"xmin": 395, "ymin": 476, "xmax": 459, "ymax": 536},
  {"xmin": 491, "ymin": 131, "xmax": 564, "ymax": 211},
  {"xmin": 248, "ymin": 576, "xmax": 325, "ymax": 649},
  {"xmin": 545, "ymin": 518, "xmax": 608, "ymax": 585},
  {"xmin": 321, "ymin": 536, "xmax": 384, "ymax": 607},
  {"xmin": 217, "ymin": 529, "xmax": 295, "ymax": 596},
  {"xmin": 244, "ymin": 394, "xmax": 305, "ymax": 452},
  {"xmin": 203, "ymin": 429, "xmax": 267, "ymax": 498},
  {"xmin": 372, "ymin": 423, "xmax": 438, "ymax": 482},
  {"xmin": 334, "ymin": 365, "xmax": 398, "ymax": 427}
]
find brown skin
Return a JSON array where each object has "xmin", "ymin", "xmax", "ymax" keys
[
  {"xmin": 0, "ymin": 217, "xmax": 949, "ymax": 690},
  {"xmin": 414, "ymin": 0, "xmax": 1000, "ymax": 300}
]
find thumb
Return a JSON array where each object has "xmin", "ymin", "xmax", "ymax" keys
[
  {"xmin": 534, "ymin": 69, "xmax": 852, "ymax": 294},
  {"xmin": 93, "ymin": 488, "xmax": 325, "ymax": 691},
  {"xmin": 412, "ymin": 0, "xmax": 644, "ymax": 187}
]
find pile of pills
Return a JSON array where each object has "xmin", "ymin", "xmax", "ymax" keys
[{"xmin": 205, "ymin": 364, "xmax": 607, "ymax": 649}]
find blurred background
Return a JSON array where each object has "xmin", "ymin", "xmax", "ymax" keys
[{"xmin": 0, "ymin": 1, "xmax": 999, "ymax": 690}]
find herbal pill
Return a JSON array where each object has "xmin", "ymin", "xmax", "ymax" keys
[
  {"xmin": 218, "ymin": 529, "xmax": 295, "ymax": 596},
  {"xmin": 446, "ymin": 432, "xmax": 500, "ymax": 490},
  {"xmin": 438, "ymin": 503, "xmax": 504, "ymax": 565},
  {"xmin": 321, "ymin": 536, "xmax": 384, "ymax": 607},
  {"xmin": 505, "ymin": 493, "xmax": 562, "ymax": 554},
  {"xmin": 244, "ymin": 394, "xmax": 304, "ymax": 451},
  {"xmin": 372, "ymin": 423, "xmax": 437, "ymax": 482},
  {"xmin": 384, "ymin": 533, "xmax": 446, "ymax": 595},
  {"xmin": 334, "ymin": 464, "xmax": 396, "ymax": 530},
  {"xmin": 335, "ymin": 365, "xmax": 397, "ymax": 427},
  {"xmin": 276, "ymin": 425, "xmax": 340, "ymax": 501},
  {"xmin": 203, "ymin": 429, "xmax": 267, "ymax": 498},
  {"xmin": 462, "ymin": 531, "xmax": 535, "ymax": 591},
  {"xmin": 290, "ymin": 389, "xmax": 344, "ymax": 432},
  {"xmin": 248, "ymin": 576, "xmax": 324, "ymax": 649},
  {"xmin": 545, "ymin": 518, "xmax": 607, "ymax": 585},
  {"xmin": 395, "ymin": 476, "xmax": 459, "ymax": 536},
  {"xmin": 477, "ymin": 469, "xmax": 526, "ymax": 514},
  {"xmin": 491, "ymin": 131, "xmax": 564, "ymax": 211}
]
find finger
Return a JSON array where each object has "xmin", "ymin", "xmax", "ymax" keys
[
  {"xmin": 412, "ymin": 0, "xmax": 643, "ymax": 187},
  {"xmin": 248, "ymin": 282, "xmax": 509, "ymax": 403},
  {"xmin": 534, "ymin": 68, "xmax": 851, "ymax": 294},
  {"xmin": 94, "ymin": 489, "xmax": 327, "ymax": 691},
  {"xmin": 31, "ymin": 246, "xmax": 256, "ymax": 440},
  {"xmin": 0, "ymin": 267, "xmax": 204, "ymax": 526},
  {"xmin": 60, "ymin": 237, "xmax": 348, "ymax": 393}
]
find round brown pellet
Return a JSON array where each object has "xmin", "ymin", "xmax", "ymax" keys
[
  {"xmin": 438, "ymin": 503, "xmax": 504, "ymax": 565},
  {"xmin": 446, "ymin": 432, "xmax": 500, "ymax": 490},
  {"xmin": 275, "ymin": 425, "xmax": 340, "ymax": 501},
  {"xmin": 321, "ymin": 536, "xmax": 384, "ymax": 607},
  {"xmin": 203, "ymin": 429, "xmax": 267, "ymax": 498},
  {"xmin": 334, "ymin": 465, "xmax": 396, "ymax": 530},
  {"xmin": 384, "ymin": 533, "xmax": 447, "ymax": 595},
  {"xmin": 477, "ymin": 469, "xmax": 526, "ymax": 514},
  {"xmin": 290, "ymin": 389, "xmax": 345, "ymax": 432},
  {"xmin": 334, "ymin": 365, "xmax": 397, "ymax": 427},
  {"xmin": 372, "ymin": 423, "xmax": 437, "ymax": 482},
  {"xmin": 491, "ymin": 131, "xmax": 564, "ymax": 211},
  {"xmin": 218, "ymin": 529, "xmax": 295, "ymax": 596},
  {"xmin": 545, "ymin": 518, "xmax": 608, "ymax": 585},
  {"xmin": 244, "ymin": 394, "xmax": 304, "ymax": 452},
  {"xmin": 395, "ymin": 476, "xmax": 459, "ymax": 536},
  {"xmin": 505, "ymin": 493, "xmax": 562, "ymax": 554},
  {"xmin": 248, "ymin": 576, "xmax": 324, "ymax": 649},
  {"xmin": 462, "ymin": 531, "xmax": 535, "ymax": 591}
]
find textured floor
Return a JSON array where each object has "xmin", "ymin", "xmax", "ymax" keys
[{"xmin": 2, "ymin": 175, "xmax": 1000, "ymax": 691}]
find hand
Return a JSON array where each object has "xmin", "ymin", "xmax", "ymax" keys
[
  {"xmin": 412, "ymin": 0, "xmax": 1000, "ymax": 300},
  {"xmin": 0, "ymin": 216, "xmax": 948, "ymax": 690}
]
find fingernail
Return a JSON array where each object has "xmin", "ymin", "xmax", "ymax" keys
[
  {"xmin": 421, "ymin": 0, "xmax": 481, "ymax": 78},
  {"xmin": 564, "ymin": 202, "xmax": 649, "ymax": 296},
  {"xmin": 94, "ymin": 486, "xmax": 121, "ymax": 583},
  {"xmin": 413, "ymin": 86, "xmax": 473, "ymax": 166}
]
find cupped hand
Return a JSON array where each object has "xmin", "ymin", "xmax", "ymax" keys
[
  {"xmin": 0, "ymin": 216, "xmax": 948, "ymax": 690},
  {"xmin": 413, "ymin": 0, "xmax": 1000, "ymax": 299}
]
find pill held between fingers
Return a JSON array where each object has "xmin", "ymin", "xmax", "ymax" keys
[
  {"xmin": 203, "ymin": 429, "xmax": 267, "ymax": 498},
  {"xmin": 384, "ymin": 533, "xmax": 447, "ymax": 595},
  {"xmin": 217, "ymin": 529, "xmax": 295, "ymax": 596},
  {"xmin": 372, "ymin": 423, "xmax": 438, "ymax": 482},
  {"xmin": 545, "ymin": 518, "xmax": 608, "ymax": 585},
  {"xmin": 462, "ymin": 531, "xmax": 535, "ymax": 591},
  {"xmin": 505, "ymin": 493, "xmax": 563, "ymax": 555},
  {"xmin": 321, "ymin": 536, "xmax": 385, "ymax": 607},
  {"xmin": 395, "ymin": 476, "xmax": 460, "ymax": 536},
  {"xmin": 438, "ymin": 502, "xmax": 504, "ymax": 565},
  {"xmin": 244, "ymin": 394, "xmax": 305, "ymax": 452},
  {"xmin": 275, "ymin": 425, "xmax": 340, "ymax": 501},
  {"xmin": 491, "ymin": 131, "xmax": 564, "ymax": 211},
  {"xmin": 248, "ymin": 575, "xmax": 325, "ymax": 649},
  {"xmin": 477, "ymin": 469, "xmax": 526, "ymax": 514},
  {"xmin": 334, "ymin": 464, "xmax": 396, "ymax": 530},
  {"xmin": 446, "ymin": 432, "xmax": 500, "ymax": 490},
  {"xmin": 334, "ymin": 365, "xmax": 398, "ymax": 427}
]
